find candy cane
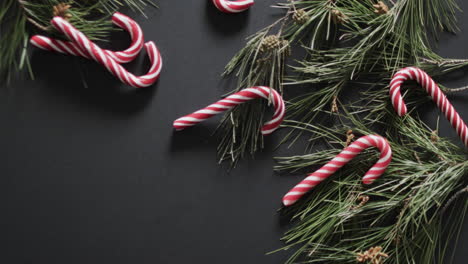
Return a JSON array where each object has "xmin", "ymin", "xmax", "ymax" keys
[
  {"xmin": 49, "ymin": 16, "xmax": 162, "ymax": 88},
  {"xmin": 282, "ymin": 135, "xmax": 392, "ymax": 206},
  {"xmin": 173, "ymin": 86, "xmax": 285, "ymax": 135},
  {"xmin": 212, "ymin": 0, "xmax": 254, "ymax": 13},
  {"xmin": 390, "ymin": 67, "xmax": 468, "ymax": 147},
  {"xmin": 30, "ymin": 13, "xmax": 143, "ymax": 64}
]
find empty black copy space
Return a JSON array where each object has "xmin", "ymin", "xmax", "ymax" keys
[{"xmin": 0, "ymin": 2, "xmax": 467, "ymax": 264}]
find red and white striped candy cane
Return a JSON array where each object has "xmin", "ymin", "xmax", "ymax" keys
[
  {"xmin": 282, "ymin": 135, "xmax": 392, "ymax": 206},
  {"xmin": 30, "ymin": 13, "xmax": 143, "ymax": 64},
  {"xmin": 173, "ymin": 86, "xmax": 285, "ymax": 135},
  {"xmin": 212, "ymin": 0, "xmax": 254, "ymax": 13},
  {"xmin": 49, "ymin": 16, "xmax": 162, "ymax": 88},
  {"xmin": 390, "ymin": 67, "xmax": 468, "ymax": 147}
]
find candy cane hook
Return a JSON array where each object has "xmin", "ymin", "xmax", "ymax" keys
[
  {"xmin": 31, "ymin": 13, "xmax": 144, "ymax": 64},
  {"xmin": 282, "ymin": 135, "xmax": 392, "ymax": 206},
  {"xmin": 173, "ymin": 86, "xmax": 285, "ymax": 135},
  {"xmin": 390, "ymin": 67, "xmax": 468, "ymax": 147},
  {"xmin": 212, "ymin": 0, "xmax": 254, "ymax": 13},
  {"xmin": 49, "ymin": 16, "xmax": 162, "ymax": 88}
]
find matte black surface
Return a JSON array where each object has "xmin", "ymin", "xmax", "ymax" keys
[{"xmin": 0, "ymin": 2, "xmax": 466, "ymax": 263}]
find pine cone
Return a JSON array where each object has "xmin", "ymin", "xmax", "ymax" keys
[
  {"xmin": 356, "ymin": 246, "xmax": 388, "ymax": 264},
  {"xmin": 260, "ymin": 35, "xmax": 282, "ymax": 53},
  {"xmin": 331, "ymin": 9, "xmax": 347, "ymax": 24},
  {"xmin": 281, "ymin": 40, "xmax": 291, "ymax": 56},
  {"xmin": 292, "ymin": 9, "xmax": 309, "ymax": 24},
  {"xmin": 373, "ymin": 1, "xmax": 389, "ymax": 15},
  {"xmin": 331, "ymin": 95, "xmax": 339, "ymax": 113},
  {"xmin": 345, "ymin": 129, "xmax": 355, "ymax": 146},
  {"xmin": 352, "ymin": 195, "xmax": 370, "ymax": 209},
  {"xmin": 431, "ymin": 130, "xmax": 439, "ymax": 142},
  {"xmin": 53, "ymin": 3, "xmax": 72, "ymax": 20}
]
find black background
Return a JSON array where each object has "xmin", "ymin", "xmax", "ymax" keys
[{"xmin": 1, "ymin": 1, "xmax": 467, "ymax": 263}]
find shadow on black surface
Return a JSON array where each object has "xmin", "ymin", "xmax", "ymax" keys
[
  {"xmin": 169, "ymin": 125, "xmax": 219, "ymax": 153},
  {"xmin": 169, "ymin": 121, "xmax": 279, "ymax": 172},
  {"xmin": 276, "ymin": 206, "xmax": 296, "ymax": 228},
  {"xmin": 204, "ymin": 1, "xmax": 250, "ymax": 35},
  {"xmin": 436, "ymin": 67, "xmax": 468, "ymax": 84},
  {"xmin": 30, "ymin": 49, "xmax": 157, "ymax": 115}
]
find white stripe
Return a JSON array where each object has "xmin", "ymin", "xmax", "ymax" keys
[
  {"xmin": 341, "ymin": 150, "xmax": 358, "ymax": 155},
  {"xmin": 358, "ymin": 137, "xmax": 371, "ymax": 147},
  {"xmin": 55, "ymin": 41, "xmax": 78, "ymax": 56},
  {"xmin": 316, "ymin": 169, "xmax": 334, "ymax": 174},
  {"xmin": 332, "ymin": 156, "xmax": 351, "ymax": 163},
  {"xmin": 350, "ymin": 143, "xmax": 365, "ymax": 150},
  {"xmin": 305, "ymin": 175, "xmax": 325, "ymax": 182},
  {"xmin": 221, "ymin": 99, "xmax": 243, "ymax": 104},
  {"xmin": 295, "ymin": 183, "xmax": 314, "ymax": 188},
  {"xmin": 173, "ymin": 122, "xmax": 193, "ymax": 127},
  {"xmin": 42, "ymin": 38, "xmax": 67, "ymax": 54},
  {"xmin": 286, "ymin": 191, "xmax": 307, "ymax": 196},
  {"xmin": 195, "ymin": 109, "xmax": 223, "ymax": 115},
  {"xmin": 178, "ymin": 116, "xmax": 207, "ymax": 122},
  {"xmin": 229, "ymin": 94, "xmax": 253, "ymax": 100},
  {"xmin": 211, "ymin": 104, "xmax": 232, "ymax": 109}
]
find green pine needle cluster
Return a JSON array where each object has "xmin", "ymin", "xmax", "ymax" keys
[
  {"xmin": 284, "ymin": 0, "xmax": 466, "ymax": 131},
  {"xmin": 273, "ymin": 110, "xmax": 467, "ymax": 263},
  {"xmin": 222, "ymin": 0, "xmax": 468, "ymax": 262},
  {"xmin": 218, "ymin": 25, "xmax": 290, "ymax": 164},
  {"xmin": 0, "ymin": 0, "xmax": 156, "ymax": 83},
  {"xmin": 222, "ymin": 0, "xmax": 468, "ymax": 159}
]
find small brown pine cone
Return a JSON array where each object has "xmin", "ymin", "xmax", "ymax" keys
[
  {"xmin": 345, "ymin": 129, "xmax": 355, "ymax": 146},
  {"xmin": 430, "ymin": 130, "xmax": 439, "ymax": 142},
  {"xmin": 331, "ymin": 96, "xmax": 339, "ymax": 113},
  {"xmin": 260, "ymin": 35, "xmax": 282, "ymax": 53},
  {"xmin": 330, "ymin": 9, "xmax": 347, "ymax": 24},
  {"xmin": 357, "ymin": 195, "xmax": 369, "ymax": 207},
  {"xmin": 373, "ymin": 1, "xmax": 389, "ymax": 15},
  {"xmin": 53, "ymin": 3, "xmax": 72, "ymax": 20},
  {"xmin": 293, "ymin": 9, "xmax": 309, "ymax": 24},
  {"xmin": 281, "ymin": 40, "xmax": 291, "ymax": 56}
]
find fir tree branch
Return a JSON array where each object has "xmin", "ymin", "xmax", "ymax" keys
[
  {"xmin": 273, "ymin": 111, "xmax": 467, "ymax": 263},
  {"xmin": 220, "ymin": 0, "xmax": 468, "ymax": 262}
]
